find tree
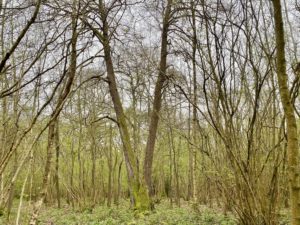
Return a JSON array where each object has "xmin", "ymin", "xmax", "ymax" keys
[
  {"xmin": 81, "ymin": 0, "xmax": 151, "ymax": 211},
  {"xmin": 144, "ymin": 0, "xmax": 173, "ymax": 197},
  {"xmin": 30, "ymin": 0, "xmax": 79, "ymax": 223},
  {"xmin": 272, "ymin": 0, "xmax": 300, "ymax": 224}
]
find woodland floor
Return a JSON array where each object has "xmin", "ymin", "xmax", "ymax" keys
[{"xmin": 0, "ymin": 200, "xmax": 290, "ymax": 225}]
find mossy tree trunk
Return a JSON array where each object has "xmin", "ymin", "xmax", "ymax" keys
[
  {"xmin": 85, "ymin": 0, "xmax": 151, "ymax": 211},
  {"xmin": 144, "ymin": 0, "xmax": 173, "ymax": 197},
  {"xmin": 102, "ymin": 31, "xmax": 151, "ymax": 212},
  {"xmin": 272, "ymin": 0, "xmax": 300, "ymax": 224}
]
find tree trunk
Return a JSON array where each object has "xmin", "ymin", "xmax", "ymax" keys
[
  {"xmin": 70, "ymin": 130, "xmax": 75, "ymax": 208},
  {"xmin": 272, "ymin": 0, "xmax": 300, "ymax": 224},
  {"xmin": 144, "ymin": 0, "xmax": 173, "ymax": 197},
  {"xmin": 107, "ymin": 124, "xmax": 113, "ymax": 207},
  {"xmin": 29, "ymin": 1, "xmax": 78, "ymax": 222},
  {"xmin": 54, "ymin": 122, "xmax": 61, "ymax": 208},
  {"xmin": 91, "ymin": 136, "xmax": 96, "ymax": 204},
  {"xmin": 98, "ymin": 1, "xmax": 151, "ymax": 210},
  {"xmin": 191, "ymin": 0, "xmax": 198, "ymax": 202}
]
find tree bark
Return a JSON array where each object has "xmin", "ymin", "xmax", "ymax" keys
[
  {"xmin": 144, "ymin": 0, "xmax": 173, "ymax": 196},
  {"xmin": 272, "ymin": 0, "xmax": 300, "ymax": 224},
  {"xmin": 107, "ymin": 124, "xmax": 113, "ymax": 207},
  {"xmin": 95, "ymin": 0, "xmax": 151, "ymax": 210},
  {"xmin": 191, "ymin": 0, "xmax": 198, "ymax": 202},
  {"xmin": 54, "ymin": 122, "xmax": 61, "ymax": 208}
]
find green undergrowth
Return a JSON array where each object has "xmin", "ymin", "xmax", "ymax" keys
[
  {"xmin": 0, "ymin": 202, "xmax": 237, "ymax": 225},
  {"xmin": 39, "ymin": 202, "xmax": 236, "ymax": 225},
  {"xmin": 0, "ymin": 199, "xmax": 292, "ymax": 224},
  {"xmin": 1, "ymin": 200, "xmax": 237, "ymax": 225}
]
